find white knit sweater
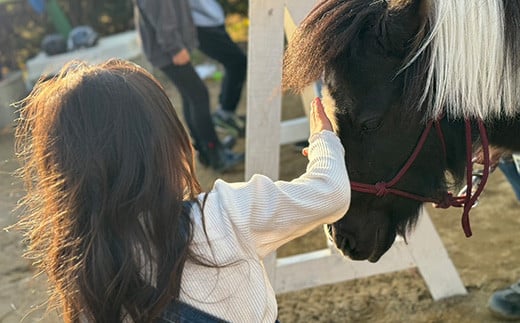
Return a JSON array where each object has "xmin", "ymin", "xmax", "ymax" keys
[{"xmin": 179, "ymin": 130, "xmax": 350, "ymax": 322}]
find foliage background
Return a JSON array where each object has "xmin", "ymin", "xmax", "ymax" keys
[{"xmin": 0, "ymin": 0, "xmax": 248, "ymax": 75}]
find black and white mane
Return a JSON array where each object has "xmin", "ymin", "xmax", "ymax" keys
[{"xmin": 284, "ymin": 0, "xmax": 520, "ymax": 120}]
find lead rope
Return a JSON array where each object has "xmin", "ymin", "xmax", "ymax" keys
[{"xmin": 459, "ymin": 119, "xmax": 490, "ymax": 237}]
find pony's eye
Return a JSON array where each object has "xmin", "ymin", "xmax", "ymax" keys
[{"xmin": 360, "ymin": 118, "xmax": 383, "ymax": 132}]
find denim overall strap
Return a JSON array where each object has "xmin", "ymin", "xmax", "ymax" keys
[
  {"xmin": 158, "ymin": 301, "xmax": 230, "ymax": 323},
  {"xmin": 158, "ymin": 202, "xmax": 280, "ymax": 322},
  {"xmin": 157, "ymin": 201, "xmax": 228, "ymax": 322}
]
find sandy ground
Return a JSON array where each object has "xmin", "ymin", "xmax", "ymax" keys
[{"xmin": 0, "ymin": 76, "xmax": 519, "ymax": 323}]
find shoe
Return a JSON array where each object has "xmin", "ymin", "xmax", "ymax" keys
[
  {"xmin": 213, "ymin": 148, "xmax": 244, "ymax": 173},
  {"xmin": 221, "ymin": 135, "xmax": 237, "ymax": 150},
  {"xmin": 213, "ymin": 112, "xmax": 246, "ymax": 138},
  {"xmin": 194, "ymin": 136, "xmax": 235, "ymax": 161},
  {"xmin": 198, "ymin": 142, "xmax": 244, "ymax": 173},
  {"xmin": 487, "ymin": 281, "xmax": 520, "ymax": 320}
]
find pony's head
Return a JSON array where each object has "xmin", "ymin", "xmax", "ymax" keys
[{"xmin": 283, "ymin": 0, "xmax": 520, "ymax": 261}]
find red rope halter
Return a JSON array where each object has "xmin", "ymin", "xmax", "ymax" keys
[{"xmin": 350, "ymin": 118, "xmax": 490, "ymax": 237}]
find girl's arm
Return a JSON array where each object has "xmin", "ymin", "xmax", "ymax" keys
[{"xmin": 208, "ymin": 99, "xmax": 350, "ymax": 258}]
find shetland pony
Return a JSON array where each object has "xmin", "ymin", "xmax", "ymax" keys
[{"xmin": 283, "ymin": 0, "xmax": 520, "ymax": 262}]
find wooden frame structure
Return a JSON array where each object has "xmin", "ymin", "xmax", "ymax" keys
[{"xmin": 245, "ymin": 0, "xmax": 467, "ymax": 300}]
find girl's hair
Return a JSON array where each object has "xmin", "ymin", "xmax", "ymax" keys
[{"xmin": 15, "ymin": 59, "xmax": 202, "ymax": 322}]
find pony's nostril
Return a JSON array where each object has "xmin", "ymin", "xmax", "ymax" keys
[
  {"xmin": 345, "ymin": 234, "xmax": 356, "ymax": 250},
  {"xmin": 337, "ymin": 233, "xmax": 356, "ymax": 252},
  {"xmin": 342, "ymin": 238, "xmax": 350, "ymax": 251}
]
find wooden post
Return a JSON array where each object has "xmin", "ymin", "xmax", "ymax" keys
[
  {"xmin": 407, "ymin": 209, "xmax": 468, "ymax": 300},
  {"xmin": 246, "ymin": 0, "xmax": 286, "ymax": 281},
  {"xmin": 246, "ymin": 0, "xmax": 285, "ymax": 180}
]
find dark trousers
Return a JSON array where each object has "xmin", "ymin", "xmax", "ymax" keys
[
  {"xmin": 160, "ymin": 63, "xmax": 220, "ymax": 148},
  {"xmin": 159, "ymin": 301, "xmax": 229, "ymax": 323},
  {"xmin": 197, "ymin": 25, "xmax": 247, "ymax": 113},
  {"xmin": 499, "ymin": 159, "xmax": 520, "ymax": 201},
  {"xmin": 159, "ymin": 300, "xmax": 280, "ymax": 323}
]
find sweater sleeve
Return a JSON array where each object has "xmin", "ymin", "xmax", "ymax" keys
[{"xmin": 210, "ymin": 130, "xmax": 350, "ymax": 259}]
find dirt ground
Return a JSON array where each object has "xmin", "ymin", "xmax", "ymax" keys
[{"xmin": 0, "ymin": 76, "xmax": 519, "ymax": 323}]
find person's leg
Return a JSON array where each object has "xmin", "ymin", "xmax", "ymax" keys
[
  {"xmin": 161, "ymin": 64, "xmax": 218, "ymax": 144},
  {"xmin": 197, "ymin": 25, "xmax": 247, "ymax": 114},
  {"xmin": 487, "ymin": 158, "xmax": 520, "ymax": 319},
  {"xmin": 498, "ymin": 159, "xmax": 520, "ymax": 201},
  {"xmin": 197, "ymin": 26, "xmax": 246, "ymax": 138},
  {"xmin": 160, "ymin": 64, "xmax": 243, "ymax": 172}
]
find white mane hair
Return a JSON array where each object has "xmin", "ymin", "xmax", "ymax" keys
[{"xmin": 409, "ymin": 0, "xmax": 520, "ymax": 119}]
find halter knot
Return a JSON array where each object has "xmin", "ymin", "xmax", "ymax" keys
[
  {"xmin": 435, "ymin": 192, "xmax": 455, "ymax": 209},
  {"xmin": 375, "ymin": 182, "xmax": 389, "ymax": 197}
]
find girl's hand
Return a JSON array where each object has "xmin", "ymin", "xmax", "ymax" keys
[{"xmin": 302, "ymin": 97, "xmax": 334, "ymax": 157}]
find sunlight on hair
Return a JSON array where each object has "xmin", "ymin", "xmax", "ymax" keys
[{"xmin": 409, "ymin": 0, "xmax": 519, "ymax": 119}]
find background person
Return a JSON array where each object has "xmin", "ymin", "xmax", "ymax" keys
[
  {"xmin": 189, "ymin": 0, "xmax": 247, "ymax": 138},
  {"xmin": 134, "ymin": 0, "xmax": 243, "ymax": 172},
  {"xmin": 475, "ymin": 147, "xmax": 520, "ymax": 320},
  {"xmin": 487, "ymin": 152, "xmax": 520, "ymax": 320}
]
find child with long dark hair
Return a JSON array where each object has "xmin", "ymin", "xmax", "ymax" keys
[{"xmin": 14, "ymin": 59, "xmax": 350, "ymax": 322}]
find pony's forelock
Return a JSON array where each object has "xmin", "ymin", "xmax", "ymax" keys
[{"xmin": 282, "ymin": 0, "xmax": 387, "ymax": 92}]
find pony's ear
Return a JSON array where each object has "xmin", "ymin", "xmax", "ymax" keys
[{"xmin": 382, "ymin": 0, "xmax": 429, "ymax": 56}]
